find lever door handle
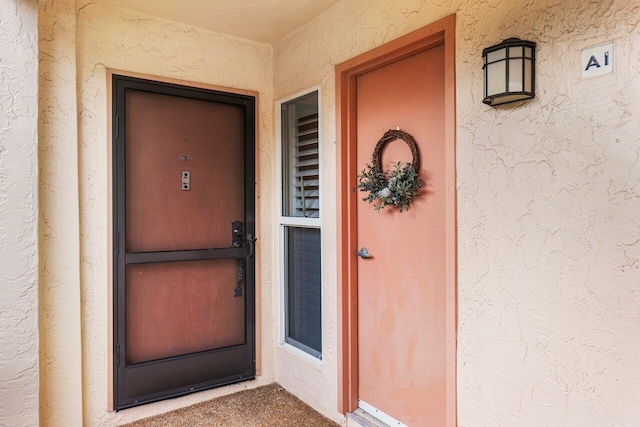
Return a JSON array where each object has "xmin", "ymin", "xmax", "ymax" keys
[
  {"xmin": 234, "ymin": 234, "xmax": 256, "ymax": 298},
  {"xmin": 356, "ymin": 247, "xmax": 372, "ymax": 259}
]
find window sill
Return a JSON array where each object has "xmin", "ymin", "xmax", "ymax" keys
[{"xmin": 278, "ymin": 342, "xmax": 323, "ymax": 367}]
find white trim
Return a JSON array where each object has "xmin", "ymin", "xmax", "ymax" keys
[
  {"xmin": 358, "ymin": 400, "xmax": 407, "ymax": 427},
  {"xmin": 275, "ymin": 87, "xmax": 323, "ymax": 360},
  {"xmin": 277, "ymin": 223, "xmax": 286, "ymax": 344},
  {"xmin": 278, "ymin": 216, "xmax": 321, "ymax": 228},
  {"xmin": 277, "ymin": 342, "xmax": 323, "ymax": 366},
  {"xmin": 275, "ymin": 92, "xmax": 285, "ymax": 346},
  {"xmin": 276, "ymin": 85, "xmax": 323, "ymax": 108}
]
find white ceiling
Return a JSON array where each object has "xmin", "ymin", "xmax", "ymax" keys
[{"xmin": 100, "ymin": 0, "xmax": 343, "ymax": 44}]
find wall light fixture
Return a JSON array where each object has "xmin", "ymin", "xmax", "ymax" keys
[{"xmin": 483, "ymin": 38, "xmax": 536, "ymax": 106}]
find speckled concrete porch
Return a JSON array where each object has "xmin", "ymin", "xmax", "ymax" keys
[{"xmin": 121, "ymin": 383, "xmax": 339, "ymax": 427}]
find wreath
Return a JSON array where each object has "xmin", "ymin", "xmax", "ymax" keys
[{"xmin": 354, "ymin": 129, "xmax": 424, "ymax": 212}]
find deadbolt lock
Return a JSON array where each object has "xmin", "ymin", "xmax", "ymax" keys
[{"xmin": 181, "ymin": 170, "xmax": 190, "ymax": 191}]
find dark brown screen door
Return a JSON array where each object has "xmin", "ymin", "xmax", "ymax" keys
[{"xmin": 112, "ymin": 75, "xmax": 256, "ymax": 410}]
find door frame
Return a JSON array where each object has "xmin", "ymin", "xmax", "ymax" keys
[
  {"xmin": 107, "ymin": 71, "xmax": 262, "ymax": 410},
  {"xmin": 335, "ymin": 14, "xmax": 457, "ymax": 424}
]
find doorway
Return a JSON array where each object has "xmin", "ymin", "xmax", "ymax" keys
[
  {"xmin": 336, "ymin": 16, "xmax": 457, "ymax": 426},
  {"xmin": 112, "ymin": 75, "xmax": 256, "ymax": 409}
]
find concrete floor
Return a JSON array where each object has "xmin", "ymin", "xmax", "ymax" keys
[{"xmin": 122, "ymin": 383, "xmax": 339, "ymax": 427}]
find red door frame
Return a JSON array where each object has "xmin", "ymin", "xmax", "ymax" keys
[{"xmin": 335, "ymin": 14, "xmax": 457, "ymax": 424}]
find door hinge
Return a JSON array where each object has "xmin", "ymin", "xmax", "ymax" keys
[
  {"xmin": 115, "ymin": 115, "xmax": 120, "ymax": 138},
  {"xmin": 115, "ymin": 344, "xmax": 121, "ymax": 366},
  {"xmin": 115, "ymin": 230, "xmax": 120, "ymax": 254}
]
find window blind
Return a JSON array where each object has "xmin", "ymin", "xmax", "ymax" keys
[
  {"xmin": 291, "ymin": 113, "xmax": 319, "ymax": 218},
  {"xmin": 286, "ymin": 227, "xmax": 322, "ymax": 356}
]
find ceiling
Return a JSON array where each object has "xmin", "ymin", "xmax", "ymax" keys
[{"xmin": 99, "ymin": 0, "xmax": 343, "ymax": 44}]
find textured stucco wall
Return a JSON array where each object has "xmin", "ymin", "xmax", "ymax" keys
[
  {"xmin": 73, "ymin": 3, "xmax": 276, "ymax": 425},
  {"xmin": 38, "ymin": 0, "xmax": 84, "ymax": 425},
  {"xmin": 0, "ymin": 1, "xmax": 39, "ymax": 426},
  {"xmin": 274, "ymin": 0, "xmax": 640, "ymax": 425},
  {"xmin": 33, "ymin": 0, "xmax": 640, "ymax": 425},
  {"xmin": 456, "ymin": 2, "xmax": 639, "ymax": 424}
]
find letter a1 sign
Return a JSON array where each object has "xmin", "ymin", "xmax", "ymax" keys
[{"xmin": 581, "ymin": 42, "xmax": 614, "ymax": 79}]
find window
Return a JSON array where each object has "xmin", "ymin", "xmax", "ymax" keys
[
  {"xmin": 279, "ymin": 91, "xmax": 321, "ymax": 358},
  {"xmin": 282, "ymin": 92, "xmax": 320, "ymax": 219}
]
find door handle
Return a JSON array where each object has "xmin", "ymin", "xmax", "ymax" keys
[
  {"xmin": 234, "ymin": 259, "xmax": 244, "ymax": 298},
  {"xmin": 233, "ymin": 235, "xmax": 256, "ymax": 298},
  {"xmin": 356, "ymin": 247, "xmax": 372, "ymax": 259}
]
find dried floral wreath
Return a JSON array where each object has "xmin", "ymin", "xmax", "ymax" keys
[{"xmin": 354, "ymin": 129, "xmax": 424, "ymax": 212}]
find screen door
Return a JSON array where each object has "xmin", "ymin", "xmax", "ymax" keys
[{"xmin": 112, "ymin": 75, "xmax": 256, "ymax": 409}]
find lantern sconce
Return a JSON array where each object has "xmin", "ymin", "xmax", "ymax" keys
[{"xmin": 482, "ymin": 38, "xmax": 536, "ymax": 106}]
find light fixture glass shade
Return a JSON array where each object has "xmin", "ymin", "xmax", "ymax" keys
[{"xmin": 483, "ymin": 38, "xmax": 536, "ymax": 106}]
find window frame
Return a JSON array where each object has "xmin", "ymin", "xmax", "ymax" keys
[{"xmin": 276, "ymin": 87, "xmax": 322, "ymax": 361}]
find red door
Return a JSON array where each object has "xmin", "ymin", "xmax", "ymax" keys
[
  {"xmin": 355, "ymin": 43, "xmax": 448, "ymax": 425},
  {"xmin": 113, "ymin": 75, "xmax": 256, "ymax": 409}
]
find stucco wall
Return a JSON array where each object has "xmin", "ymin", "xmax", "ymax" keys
[
  {"xmin": 274, "ymin": 0, "xmax": 640, "ymax": 425},
  {"xmin": 37, "ymin": 2, "xmax": 276, "ymax": 425},
  {"xmin": 32, "ymin": 0, "xmax": 640, "ymax": 425},
  {"xmin": 0, "ymin": 1, "xmax": 39, "ymax": 426},
  {"xmin": 38, "ymin": 0, "xmax": 84, "ymax": 424}
]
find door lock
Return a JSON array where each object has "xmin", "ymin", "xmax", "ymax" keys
[
  {"xmin": 231, "ymin": 221, "xmax": 244, "ymax": 247},
  {"xmin": 181, "ymin": 171, "xmax": 190, "ymax": 191}
]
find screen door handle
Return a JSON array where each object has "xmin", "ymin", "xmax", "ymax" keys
[{"xmin": 234, "ymin": 259, "xmax": 244, "ymax": 298}]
